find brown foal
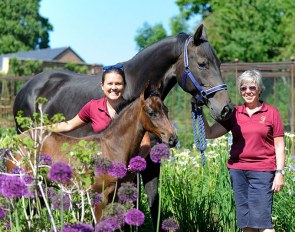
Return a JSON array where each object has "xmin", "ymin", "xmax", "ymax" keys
[{"xmin": 7, "ymin": 83, "xmax": 178, "ymax": 222}]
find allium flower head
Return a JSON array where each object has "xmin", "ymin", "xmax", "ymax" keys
[
  {"xmin": 0, "ymin": 207, "xmax": 7, "ymax": 220},
  {"xmin": 124, "ymin": 209, "xmax": 145, "ymax": 226},
  {"xmin": 94, "ymin": 157, "xmax": 113, "ymax": 175},
  {"xmin": 150, "ymin": 143, "xmax": 170, "ymax": 163},
  {"xmin": 62, "ymin": 223, "xmax": 94, "ymax": 232},
  {"xmin": 100, "ymin": 216, "xmax": 123, "ymax": 231},
  {"xmin": 90, "ymin": 192, "xmax": 103, "ymax": 205},
  {"xmin": 161, "ymin": 217, "xmax": 179, "ymax": 231},
  {"xmin": 109, "ymin": 162, "xmax": 127, "ymax": 179},
  {"xmin": 104, "ymin": 202, "xmax": 127, "ymax": 217},
  {"xmin": 95, "ymin": 220, "xmax": 113, "ymax": 232},
  {"xmin": 50, "ymin": 190, "xmax": 71, "ymax": 211},
  {"xmin": 40, "ymin": 153, "xmax": 53, "ymax": 165},
  {"xmin": 11, "ymin": 167, "xmax": 25, "ymax": 174},
  {"xmin": 0, "ymin": 174, "xmax": 29, "ymax": 198},
  {"xmin": 117, "ymin": 182, "xmax": 137, "ymax": 203},
  {"xmin": 48, "ymin": 162, "xmax": 73, "ymax": 183},
  {"xmin": 129, "ymin": 156, "xmax": 146, "ymax": 172}
]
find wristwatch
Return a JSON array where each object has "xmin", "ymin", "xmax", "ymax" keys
[{"xmin": 275, "ymin": 169, "xmax": 285, "ymax": 175}]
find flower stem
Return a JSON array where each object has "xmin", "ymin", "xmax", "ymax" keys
[
  {"xmin": 136, "ymin": 172, "xmax": 140, "ymax": 210},
  {"xmin": 156, "ymin": 165, "xmax": 162, "ymax": 232}
]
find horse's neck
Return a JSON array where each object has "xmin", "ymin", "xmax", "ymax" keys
[
  {"xmin": 123, "ymin": 37, "xmax": 181, "ymax": 100},
  {"xmin": 100, "ymin": 99, "xmax": 145, "ymax": 163}
]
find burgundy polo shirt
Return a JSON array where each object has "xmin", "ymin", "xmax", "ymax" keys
[
  {"xmin": 221, "ymin": 102, "xmax": 284, "ymax": 171},
  {"xmin": 78, "ymin": 98, "xmax": 111, "ymax": 133}
]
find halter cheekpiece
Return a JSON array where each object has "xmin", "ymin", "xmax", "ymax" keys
[{"xmin": 181, "ymin": 35, "xmax": 227, "ymax": 105}]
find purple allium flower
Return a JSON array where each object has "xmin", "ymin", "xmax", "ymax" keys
[
  {"xmin": 94, "ymin": 157, "xmax": 113, "ymax": 175},
  {"xmin": 90, "ymin": 192, "xmax": 103, "ymax": 205},
  {"xmin": 23, "ymin": 174, "xmax": 34, "ymax": 185},
  {"xmin": 11, "ymin": 167, "xmax": 25, "ymax": 174},
  {"xmin": 161, "ymin": 217, "xmax": 179, "ymax": 231},
  {"xmin": 124, "ymin": 209, "xmax": 145, "ymax": 226},
  {"xmin": 104, "ymin": 202, "xmax": 127, "ymax": 218},
  {"xmin": 0, "ymin": 174, "xmax": 29, "ymax": 198},
  {"xmin": 40, "ymin": 153, "xmax": 53, "ymax": 165},
  {"xmin": 0, "ymin": 207, "xmax": 7, "ymax": 220},
  {"xmin": 95, "ymin": 220, "xmax": 113, "ymax": 232},
  {"xmin": 50, "ymin": 190, "xmax": 71, "ymax": 211},
  {"xmin": 150, "ymin": 143, "xmax": 170, "ymax": 163},
  {"xmin": 129, "ymin": 156, "xmax": 146, "ymax": 172},
  {"xmin": 62, "ymin": 223, "xmax": 94, "ymax": 232},
  {"xmin": 48, "ymin": 162, "xmax": 73, "ymax": 183},
  {"xmin": 117, "ymin": 182, "xmax": 137, "ymax": 203},
  {"xmin": 109, "ymin": 162, "xmax": 127, "ymax": 179},
  {"xmin": 100, "ymin": 216, "xmax": 122, "ymax": 231}
]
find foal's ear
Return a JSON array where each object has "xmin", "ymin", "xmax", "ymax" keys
[
  {"xmin": 193, "ymin": 24, "xmax": 208, "ymax": 45},
  {"xmin": 141, "ymin": 80, "xmax": 152, "ymax": 101}
]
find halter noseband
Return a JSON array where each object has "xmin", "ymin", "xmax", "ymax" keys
[{"xmin": 181, "ymin": 36, "xmax": 227, "ymax": 105}]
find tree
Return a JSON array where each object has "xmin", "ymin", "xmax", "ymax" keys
[
  {"xmin": 175, "ymin": 0, "xmax": 295, "ymax": 62},
  {"xmin": 0, "ymin": 0, "xmax": 53, "ymax": 54},
  {"xmin": 134, "ymin": 23, "xmax": 167, "ymax": 51}
]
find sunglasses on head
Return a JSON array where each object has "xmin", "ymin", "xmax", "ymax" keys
[
  {"xmin": 240, "ymin": 86, "xmax": 257, "ymax": 92},
  {"xmin": 103, "ymin": 64, "xmax": 124, "ymax": 72}
]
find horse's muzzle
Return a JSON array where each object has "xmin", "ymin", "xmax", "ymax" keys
[
  {"xmin": 221, "ymin": 103, "xmax": 234, "ymax": 120},
  {"xmin": 168, "ymin": 135, "xmax": 178, "ymax": 148}
]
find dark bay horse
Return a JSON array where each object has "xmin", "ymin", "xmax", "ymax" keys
[
  {"xmin": 8, "ymin": 83, "xmax": 178, "ymax": 223},
  {"xmin": 13, "ymin": 24, "xmax": 233, "ymax": 229}
]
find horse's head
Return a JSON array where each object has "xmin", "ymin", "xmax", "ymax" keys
[
  {"xmin": 140, "ymin": 82, "xmax": 178, "ymax": 147},
  {"xmin": 175, "ymin": 24, "xmax": 233, "ymax": 121}
]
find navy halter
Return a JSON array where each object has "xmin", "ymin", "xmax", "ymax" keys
[{"xmin": 181, "ymin": 36, "xmax": 227, "ymax": 105}]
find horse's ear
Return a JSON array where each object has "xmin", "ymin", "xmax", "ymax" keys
[
  {"xmin": 156, "ymin": 80, "xmax": 163, "ymax": 94},
  {"xmin": 193, "ymin": 24, "xmax": 208, "ymax": 45},
  {"xmin": 141, "ymin": 80, "xmax": 151, "ymax": 101}
]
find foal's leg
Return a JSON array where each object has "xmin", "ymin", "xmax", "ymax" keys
[{"xmin": 94, "ymin": 185, "xmax": 116, "ymax": 223}]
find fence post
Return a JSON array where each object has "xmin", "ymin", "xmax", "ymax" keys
[
  {"xmin": 290, "ymin": 56, "xmax": 295, "ymax": 154},
  {"xmin": 234, "ymin": 58, "xmax": 239, "ymax": 106}
]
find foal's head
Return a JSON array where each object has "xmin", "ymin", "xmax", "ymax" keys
[{"xmin": 140, "ymin": 83, "xmax": 178, "ymax": 147}]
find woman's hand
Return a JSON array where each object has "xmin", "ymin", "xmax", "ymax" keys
[{"xmin": 272, "ymin": 173, "xmax": 284, "ymax": 192}]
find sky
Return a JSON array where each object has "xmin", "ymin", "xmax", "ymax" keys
[{"xmin": 40, "ymin": 0, "xmax": 198, "ymax": 66}]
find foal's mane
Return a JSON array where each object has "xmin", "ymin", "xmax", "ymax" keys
[{"xmin": 103, "ymin": 84, "xmax": 161, "ymax": 133}]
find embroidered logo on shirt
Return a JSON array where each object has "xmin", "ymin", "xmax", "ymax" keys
[{"xmin": 259, "ymin": 116, "xmax": 266, "ymax": 124}]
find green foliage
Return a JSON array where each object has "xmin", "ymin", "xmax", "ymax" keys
[
  {"xmin": 64, "ymin": 62, "xmax": 89, "ymax": 74},
  {"xmin": 8, "ymin": 58, "xmax": 43, "ymax": 76},
  {"xmin": 160, "ymin": 134, "xmax": 295, "ymax": 231},
  {"xmin": 135, "ymin": 23, "xmax": 167, "ymax": 50},
  {"xmin": 0, "ymin": 0, "xmax": 53, "ymax": 54},
  {"xmin": 175, "ymin": 0, "xmax": 295, "ymax": 62}
]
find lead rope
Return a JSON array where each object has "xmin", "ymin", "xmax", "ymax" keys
[{"xmin": 191, "ymin": 103, "xmax": 207, "ymax": 165}]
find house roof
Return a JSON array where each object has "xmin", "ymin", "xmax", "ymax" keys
[{"xmin": 0, "ymin": 47, "xmax": 85, "ymax": 70}]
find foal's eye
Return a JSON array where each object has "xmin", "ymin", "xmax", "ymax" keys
[{"xmin": 147, "ymin": 110, "xmax": 157, "ymax": 117}]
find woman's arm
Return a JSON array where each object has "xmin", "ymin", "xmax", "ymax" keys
[
  {"xmin": 49, "ymin": 115, "xmax": 86, "ymax": 133},
  {"xmin": 272, "ymin": 136, "xmax": 285, "ymax": 193},
  {"xmin": 202, "ymin": 112, "xmax": 228, "ymax": 139}
]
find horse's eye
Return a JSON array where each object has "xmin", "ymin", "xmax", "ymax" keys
[
  {"xmin": 198, "ymin": 61, "xmax": 207, "ymax": 69},
  {"xmin": 147, "ymin": 110, "xmax": 157, "ymax": 117}
]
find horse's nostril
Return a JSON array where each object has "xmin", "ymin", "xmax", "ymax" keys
[
  {"xmin": 169, "ymin": 135, "xmax": 178, "ymax": 147},
  {"xmin": 221, "ymin": 104, "xmax": 233, "ymax": 120}
]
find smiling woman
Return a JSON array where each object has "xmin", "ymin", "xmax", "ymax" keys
[{"xmin": 202, "ymin": 69, "xmax": 286, "ymax": 232}]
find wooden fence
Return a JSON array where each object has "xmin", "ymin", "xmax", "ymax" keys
[{"xmin": 1, "ymin": 61, "xmax": 294, "ymax": 152}]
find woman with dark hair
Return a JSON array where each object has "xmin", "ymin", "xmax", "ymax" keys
[
  {"xmin": 50, "ymin": 64, "xmax": 150, "ymax": 154},
  {"xmin": 203, "ymin": 70, "xmax": 285, "ymax": 232}
]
